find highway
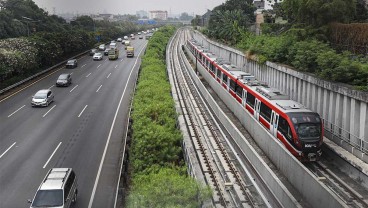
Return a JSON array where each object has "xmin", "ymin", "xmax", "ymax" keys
[{"xmin": 0, "ymin": 38, "xmax": 147, "ymax": 208}]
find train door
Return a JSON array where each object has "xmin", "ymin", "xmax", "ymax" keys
[
  {"xmin": 242, "ymin": 90, "xmax": 247, "ymax": 106},
  {"xmin": 254, "ymin": 99, "xmax": 261, "ymax": 120},
  {"xmin": 270, "ymin": 111, "xmax": 279, "ymax": 137}
]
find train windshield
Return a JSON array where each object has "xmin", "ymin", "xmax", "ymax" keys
[{"xmin": 288, "ymin": 112, "xmax": 322, "ymax": 141}]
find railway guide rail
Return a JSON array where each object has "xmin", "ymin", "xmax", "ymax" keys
[
  {"xmin": 168, "ymin": 28, "xmax": 272, "ymax": 207},
  {"xmin": 306, "ymin": 161, "xmax": 368, "ymax": 208}
]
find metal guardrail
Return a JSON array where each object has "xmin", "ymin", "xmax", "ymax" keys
[
  {"xmin": 0, "ymin": 49, "xmax": 91, "ymax": 95},
  {"xmin": 323, "ymin": 119, "xmax": 367, "ymax": 154}
]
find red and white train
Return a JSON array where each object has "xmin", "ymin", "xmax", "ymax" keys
[{"xmin": 186, "ymin": 39, "xmax": 323, "ymax": 162}]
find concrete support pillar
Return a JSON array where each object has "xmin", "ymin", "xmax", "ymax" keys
[
  {"xmin": 342, "ymin": 96, "xmax": 351, "ymax": 140},
  {"xmin": 359, "ymin": 102, "xmax": 367, "ymax": 149},
  {"xmin": 350, "ymin": 99, "xmax": 360, "ymax": 145}
]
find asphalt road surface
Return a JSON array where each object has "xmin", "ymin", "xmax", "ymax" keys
[{"xmin": 0, "ymin": 38, "xmax": 147, "ymax": 208}]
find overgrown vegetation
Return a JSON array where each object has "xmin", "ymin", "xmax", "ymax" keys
[
  {"xmin": 0, "ymin": 0, "xmax": 151, "ymax": 89},
  {"xmin": 126, "ymin": 26, "xmax": 211, "ymax": 207},
  {"xmin": 201, "ymin": 0, "xmax": 368, "ymax": 91}
]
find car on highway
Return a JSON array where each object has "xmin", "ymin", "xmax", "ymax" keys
[
  {"xmin": 56, "ymin": 73, "xmax": 72, "ymax": 87},
  {"xmin": 98, "ymin": 44, "xmax": 106, "ymax": 51},
  {"xmin": 123, "ymin": 36, "xmax": 128, "ymax": 40},
  {"xmin": 104, "ymin": 48, "xmax": 110, "ymax": 55},
  {"xmin": 93, "ymin": 52, "xmax": 103, "ymax": 61},
  {"xmin": 65, "ymin": 59, "xmax": 77, "ymax": 68},
  {"xmin": 117, "ymin": 37, "xmax": 122, "ymax": 42},
  {"xmin": 89, "ymin": 48, "xmax": 98, "ymax": 56},
  {"xmin": 28, "ymin": 168, "xmax": 78, "ymax": 208},
  {"xmin": 124, "ymin": 41, "xmax": 130, "ymax": 49},
  {"xmin": 139, "ymin": 35, "xmax": 143, "ymax": 39},
  {"xmin": 31, "ymin": 89, "xmax": 54, "ymax": 107}
]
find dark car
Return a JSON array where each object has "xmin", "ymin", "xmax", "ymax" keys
[
  {"xmin": 56, "ymin": 73, "xmax": 72, "ymax": 87},
  {"xmin": 89, "ymin": 49, "xmax": 98, "ymax": 56},
  {"xmin": 104, "ymin": 48, "xmax": 110, "ymax": 55},
  {"xmin": 66, "ymin": 59, "xmax": 77, "ymax": 68}
]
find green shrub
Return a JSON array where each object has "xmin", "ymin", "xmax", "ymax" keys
[
  {"xmin": 126, "ymin": 168, "xmax": 212, "ymax": 208},
  {"xmin": 287, "ymin": 40, "xmax": 331, "ymax": 72}
]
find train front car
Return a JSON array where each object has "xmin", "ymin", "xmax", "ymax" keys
[{"xmin": 287, "ymin": 112, "xmax": 323, "ymax": 162}]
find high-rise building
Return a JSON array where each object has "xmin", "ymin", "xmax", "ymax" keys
[{"xmin": 149, "ymin": 10, "xmax": 168, "ymax": 20}]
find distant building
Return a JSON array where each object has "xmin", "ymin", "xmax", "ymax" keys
[
  {"xmin": 254, "ymin": 0, "xmax": 283, "ymax": 11},
  {"xmin": 91, "ymin": 13, "xmax": 114, "ymax": 21},
  {"xmin": 149, "ymin": 10, "xmax": 168, "ymax": 20},
  {"xmin": 136, "ymin": 10, "xmax": 148, "ymax": 18}
]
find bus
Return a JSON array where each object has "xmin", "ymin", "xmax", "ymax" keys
[{"xmin": 108, "ymin": 48, "xmax": 119, "ymax": 60}]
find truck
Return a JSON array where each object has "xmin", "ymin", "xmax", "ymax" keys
[
  {"xmin": 126, "ymin": 46, "xmax": 134, "ymax": 58},
  {"xmin": 108, "ymin": 48, "xmax": 119, "ymax": 60}
]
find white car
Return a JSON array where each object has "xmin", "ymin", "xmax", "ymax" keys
[
  {"xmin": 117, "ymin": 38, "xmax": 122, "ymax": 42},
  {"xmin": 93, "ymin": 52, "xmax": 103, "ymax": 61},
  {"xmin": 98, "ymin": 44, "xmax": 105, "ymax": 51},
  {"xmin": 124, "ymin": 36, "xmax": 128, "ymax": 40}
]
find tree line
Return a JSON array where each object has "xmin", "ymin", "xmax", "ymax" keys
[
  {"xmin": 194, "ymin": 0, "xmax": 368, "ymax": 91},
  {"xmin": 0, "ymin": 0, "xmax": 150, "ymax": 89}
]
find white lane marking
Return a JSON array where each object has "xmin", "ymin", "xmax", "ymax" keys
[
  {"xmin": 107, "ymin": 73, "xmax": 111, "ymax": 79},
  {"xmin": 43, "ymin": 105, "xmax": 56, "ymax": 117},
  {"xmin": 104, "ymin": 59, "xmax": 107, "ymax": 62},
  {"xmin": 70, "ymin": 72, "xmax": 73, "ymax": 75},
  {"xmin": 120, "ymin": 58, "xmax": 123, "ymax": 62},
  {"xmin": 0, "ymin": 142, "xmax": 16, "ymax": 159},
  {"xmin": 8, "ymin": 105, "xmax": 26, "ymax": 117},
  {"xmin": 96, "ymin": 85, "xmax": 102, "ymax": 92},
  {"xmin": 49, "ymin": 85, "xmax": 54, "ymax": 89},
  {"xmin": 89, "ymin": 42, "xmax": 147, "ymax": 208},
  {"xmin": 43, "ymin": 142, "xmax": 62, "ymax": 168},
  {"xmin": 86, "ymin": 73, "xmax": 92, "ymax": 77},
  {"xmin": 97, "ymin": 64, "xmax": 101, "ymax": 68},
  {"xmin": 70, "ymin": 85, "xmax": 79, "ymax": 92},
  {"xmin": 115, "ymin": 65, "xmax": 118, "ymax": 69},
  {"xmin": 82, "ymin": 64, "xmax": 86, "ymax": 68},
  {"xmin": 78, "ymin": 105, "xmax": 88, "ymax": 118}
]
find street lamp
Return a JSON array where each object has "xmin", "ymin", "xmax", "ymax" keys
[{"xmin": 21, "ymin": 16, "xmax": 40, "ymax": 36}]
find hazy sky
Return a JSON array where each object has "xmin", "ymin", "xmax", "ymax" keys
[{"xmin": 32, "ymin": 0, "xmax": 226, "ymax": 16}]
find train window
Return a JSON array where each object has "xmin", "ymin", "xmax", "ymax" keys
[
  {"xmin": 260, "ymin": 103, "xmax": 272, "ymax": 122},
  {"xmin": 210, "ymin": 63, "xmax": 215, "ymax": 72},
  {"xmin": 236, "ymin": 85, "xmax": 243, "ymax": 97},
  {"xmin": 223, "ymin": 74, "xmax": 228, "ymax": 83},
  {"xmin": 230, "ymin": 79, "xmax": 236, "ymax": 91},
  {"xmin": 216, "ymin": 68, "xmax": 222, "ymax": 78},
  {"xmin": 278, "ymin": 116, "xmax": 292, "ymax": 141},
  {"xmin": 246, "ymin": 93, "xmax": 255, "ymax": 108}
]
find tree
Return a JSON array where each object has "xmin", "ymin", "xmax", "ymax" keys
[
  {"xmin": 208, "ymin": 9, "xmax": 251, "ymax": 44},
  {"xmin": 126, "ymin": 168, "xmax": 212, "ymax": 208},
  {"xmin": 281, "ymin": 0, "xmax": 356, "ymax": 26},
  {"xmin": 70, "ymin": 15, "xmax": 95, "ymax": 31}
]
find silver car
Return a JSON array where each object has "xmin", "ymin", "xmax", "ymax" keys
[
  {"xmin": 31, "ymin": 89, "xmax": 54, "ymax": 107},
  {"xmin": 28, "ymin": 168, "xmax": 78, "ymax": 208},
  {"xmin": 93, "ymin": 52, "xmax": 103, "ymax": 61}
]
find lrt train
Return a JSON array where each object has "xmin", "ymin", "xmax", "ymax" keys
[{"xmin": 186, "ymin": 39, "xmax": 323, "ymax": 162}]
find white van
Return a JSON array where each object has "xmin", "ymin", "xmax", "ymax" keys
[{"xmin": 110, "ymin": 42, "xmax": 117, "ymax": 49}]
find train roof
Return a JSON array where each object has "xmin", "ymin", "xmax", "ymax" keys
[
  {"xmin": 246, "ymin": 84, "xmax": 312, "ymax": 113},
  {"xmin": 222, "ymin": 63, "xmax": 241, "ymax": 71},
  {"xmin": 229, "ymin": 71, "xmax": 257, "ymax": 83}
]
